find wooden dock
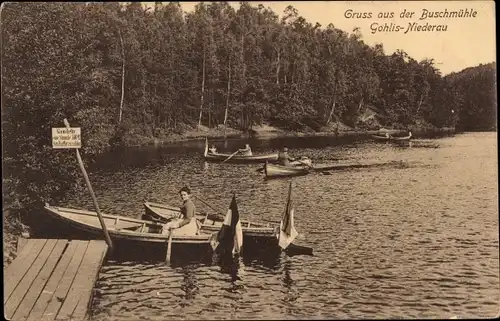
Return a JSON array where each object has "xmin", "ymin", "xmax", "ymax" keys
[{"xmin": 4, "ymin": 239, "xmax": 108, "ymax": 321}]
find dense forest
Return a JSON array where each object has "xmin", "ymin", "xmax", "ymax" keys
[{"xmin": 1, "ymin": 2, "xmax": 496, "ymax": 212}]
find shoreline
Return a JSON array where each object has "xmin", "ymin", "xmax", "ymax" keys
[{"xmin": 126, "ymin": 125, "xmax": 458, "ymax": 147}]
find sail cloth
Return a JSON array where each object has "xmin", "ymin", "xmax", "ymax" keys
[
  {"xmin": 210, "ymin": 194, "xmax": 243, "ymax": 255},
  {"xmin": 278, "ymin": 181, "xmax": 298, "ymax": 250}
]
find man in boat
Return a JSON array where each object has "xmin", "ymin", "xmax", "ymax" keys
[
  {"xmin": 162, "ymin": 186, "xmax": 200, "ymax": 235},
  {"xmin": 209, "ymin": 145, "xmax": 217, "ymax": 154},
  {"xmin": 278, "ymin": 147, "xmax": 293, "ymax": 166},
  {"xmin": 238, "ymin": 143, "xmax": 253, "ymax": 156}
]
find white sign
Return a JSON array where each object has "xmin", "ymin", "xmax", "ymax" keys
[{"xmin": 52, "ymin": 127, "xmax": 81, "ymax": 149}]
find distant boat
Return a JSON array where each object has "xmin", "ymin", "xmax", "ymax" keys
[
  {"xmin": 204, "ymin": 138, "xmax": 279, "ymax": 163},
  {"xmin": 372, "ymin": 131, "xmax": 412, "ymax": 142}
]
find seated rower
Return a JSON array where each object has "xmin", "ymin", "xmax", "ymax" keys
[
  {"xmin": 209, "ymin": 145, "xmax": 217, "ymax": 154},
  {"xmin": 162, "ymin": 186, "xmax": 200, "ymax": 236},
  {"xmin": 278, "ymin": 147, "xmax": 294, "ymax": 166},
  {"xmin": 238, "ymin": 143, "xmax": 253, "ymax": 156}
]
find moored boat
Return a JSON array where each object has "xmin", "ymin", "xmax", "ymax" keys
[
  {"xmin": 42, "ymin": 204, "xmax": 311, "ymax": 256},
  {"xmin": 264, "ymin": 162, "xmax": 310, "ymax": 178},
  {"xmin": 43, "ymin": 204, "xmax": 212, "ymax": 245}
]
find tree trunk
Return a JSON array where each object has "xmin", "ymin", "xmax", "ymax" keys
[
  {"xmin": 118, "ymin": 30, "xmax": 125, "ymax": 124},
  {"xmin": 275, "ymin": 50, "xmax": 280, "ymax": 84},
  {"xmin": 198, "ymin": 49, "xmax": 206, "ymax": 127},
  {"xmin": 415, "ymin": 93, "xmax": 424, "ymax": 114},
  {"xmin": 356, "ymin": 96, "xmax": 364, "ymax": 113},
  {"xmin": 240, "ymin": 34, "xmax": 247, "ymax": 85},
  {"xmin": 208, "ymin": 89, "xmax": 213, "ymax": 128},
  {"xmin": 326, "ymin": 97, "xmax": 336, "ymax": 125},
  {"xmin": 223, "ymin": 58, "xmax": 231, "ymax": 133},
  {"xmin": 142, "ymin": 69, "xmax": 147, "ymax": 127}
]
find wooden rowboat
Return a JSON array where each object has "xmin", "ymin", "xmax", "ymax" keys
[
  {"xmin": 264, "ymin": 162, "xmax": 310, "ymax": 178},
  {"xmin": 204, "ymin": 151, "xmax": 279, "ymax": 163},
  {"xmin": 204, "ymin": 138, "xmax": 278, "ymax": 163},
  {"xmin": 43, "ymin": 204, "xmax": 312, "ymax": 256},
  {"xmin": 43, "ymin": 204, "xmax": 212, "ymax": 245},
  {"xmin": 143, "ymin": 201, "xmax": 277, "ymax": 239},
  {"xmin": 372, "ymin": 131, "xmax": 412, "ymax": 142}
]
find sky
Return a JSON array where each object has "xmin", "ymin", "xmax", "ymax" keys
[{"xmin": 145, "ymin": 1, "xmax": 496, "ymax": 75}]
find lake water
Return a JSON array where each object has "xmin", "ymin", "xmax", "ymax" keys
[{"xmin": 60, "ymin": 132, "xmax": 499, "ymax": 320}]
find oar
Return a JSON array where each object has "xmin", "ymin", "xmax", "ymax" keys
[
  {"xmin": 165, "ymin": 231, "xmax": 173, "ymax": 263},
  {"xmin": 295, "ymin": 159, "xmax": 313, "ymax": 169},
  {"xmin": 221, "ymin": 150, "xmax": 240, "ymax": 164}
]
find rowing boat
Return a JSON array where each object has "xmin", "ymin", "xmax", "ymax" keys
[
  {"xmin": 205, "ymin": 151, "xmax": 279, "ymax": 163},
  {"xmin": 143, "ymin": 201, "xmax": 277, "ymax": 239},
  {"xmin": 204, "ymin": 138, "xmax": 278, "ymax": 163},
  {"xmin": 42, "ymin": 204, "xmax": 312, "ymax": 256},
  {"xmin": 264, "ymin": 162, "xmax": 310, "ymax": 178},
  {"xmin": 43, "ymin": 204, "xmax": 212, "ymax": 245},
  {"xmin": 372, "ymin": 131, "xmax": 412, "ymax": 142}
]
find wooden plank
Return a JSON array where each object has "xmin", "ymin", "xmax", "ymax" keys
[
  {"xmin": 11, "ymin": 239, "xmax": 68, "ymax": 321},
  {"xmin": 4, "ymin": 239, "xmax": 58, "ymax": 320},
  {"xmin": 69, "ymin": 241, "xmax": 108, "ymax": 319},
  {"xmin": 56, "ymin": 241, "xmax": 107, "ymax": 320},
  {"xmin": 17, "ymin": 237, "xmax": 29, "ymax": 253},
  {"xmin": 6, "ymin": 238, "xmax": 37, "ymax": 282},
  {"xmin": 25, "ymin": 241, "xmax": 80, "ymax": 321},
  {"xmin": 39, "ymin": 241, "xmax": 89, "ymax": 321},
  {"xmin": 4, "ymin": 239, "xmax": 48, "ymax": 303}
]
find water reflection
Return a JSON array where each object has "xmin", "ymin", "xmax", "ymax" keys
[{"xmin": 179, "ymin": 265, "xmax": 199, "ymax": 301}]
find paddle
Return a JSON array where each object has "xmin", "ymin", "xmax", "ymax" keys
[{"xmin": 221, "ymin": 150, "xmax": 240, "ymax": 164}]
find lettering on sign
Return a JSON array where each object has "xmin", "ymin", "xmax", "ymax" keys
[{"xmin": 52, "ymin": 127, "xmax": 81, "ymax": 149}]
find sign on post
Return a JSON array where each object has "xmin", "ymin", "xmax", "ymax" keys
[{"xmin": 52, "ymin": 127, "xmax": 81, "ymax": 149}]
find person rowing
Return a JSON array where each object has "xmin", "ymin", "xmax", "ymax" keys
[
  {"xmin": 278, "ymin": 147, "xmax": 311, "ymax": 168},
  {"xmin": 238, "ymin": 143, "xmax": 253, "ymax": 156},
  {"xmin": 278, "ymin": 147, "xmax": 304, "ymax": 167}
]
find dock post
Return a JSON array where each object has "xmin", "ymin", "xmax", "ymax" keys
[
  {"xmin": 165, "ymin": 231, "xmax": 173, "ymax": 263},
  {"xmin": 64, "ymin": 118, "xmax": 113, "ymax": 252}
]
